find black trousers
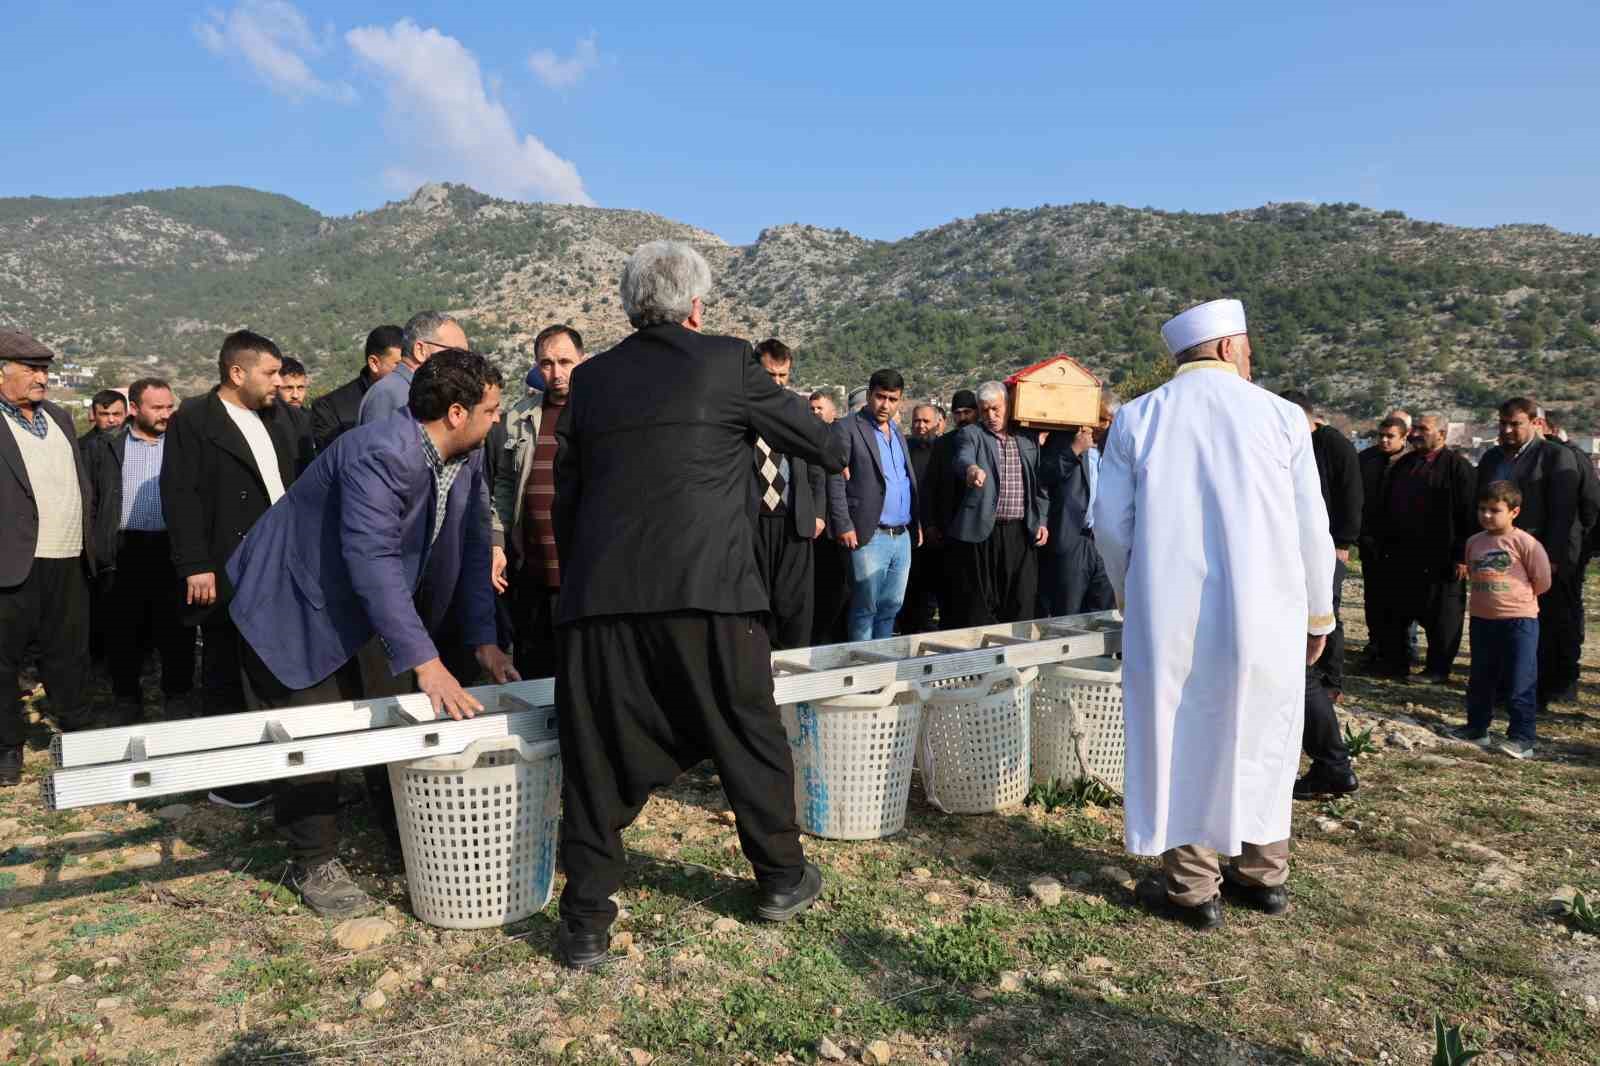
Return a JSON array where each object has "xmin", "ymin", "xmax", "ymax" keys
[
  {"xmin": 556, "ymin": 611, "xmax": 805, "ymax": 934},
  {"xmin": 1310, "ymin": 558, "xmax": 1347, "ymax": 694},
  {"xmin": 945, "ymin": 521, "xmax": 1038, "ymax": 628},
  {"xmin": 810, "ymin": 539, "xmax": 851, "ymax": 646},
  {"xmin": 1303, "ymin": 661, "xmax": 1351, "ymax": 774},
  {"xmin": 753, "ymin": 513, "xmax": 814, "ymax": 651},
  {"xmin": 1036, "ymin": 535, "xmax": 1115, "ymax": 618},
  {"xmin": 898, "ymin": 545, "xmax": 943, "ymax": 634},
  {"xmin": 240, "ymin": 639, "xmax": 364, "ymax": 867},
  {"xmin": 1372, "ymin": 549, "xmax": 1464, "ymax": 678},
  {"xmin": 1537, "ymin": 567, "xmax": 1583, "ymax": 706},
  {"xmin": 105, "ymin": 531, "xmax": 195, "ymax": 702},
  {"xmin": 1, "ymin": 556, "xmax": 90, "ymax": 748},
  {"xmin": 512, "ymin": 575, "xmax": 560, "ymax": 680},
  {"xmin": 200, "ymin": 617, "xmax": 246, "ymax": 717}
]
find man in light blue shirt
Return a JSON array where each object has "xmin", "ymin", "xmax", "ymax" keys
[{"xmin": 357, "ymin": 310, "xmax": 468, "ymax": 425}]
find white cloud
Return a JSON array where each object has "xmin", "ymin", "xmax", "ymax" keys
[
  {"xmin": 528, "ymin": 34, "xmax": 599, "ymax": 90},
  {"xmin": 196, "ymin": 0, "xmax": 355, "ymax": 103},
  {"xmin": 346, "ymin": 19, "xmax": 591, "ymax": 205}
]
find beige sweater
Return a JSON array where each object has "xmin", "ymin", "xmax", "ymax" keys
[{"xmin": 5, "ymin": 415, "xmax": 83, "ymax": 558}]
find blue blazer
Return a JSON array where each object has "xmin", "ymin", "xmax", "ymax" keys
[
  {"xmin": 226, "ymin": 410, "xmax": 495, "ymax": 691},
  {"xmin": 824, "ymin": 410, "xmax": 921, "ymax": 548},
  {"xmin": 946, "ymin": 423, "xmax": 1047, "ymax": 544}
]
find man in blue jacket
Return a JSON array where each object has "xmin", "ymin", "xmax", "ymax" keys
[{"xmin": 226, "ymin": 350, "xmax": 519, "ymax": 917}]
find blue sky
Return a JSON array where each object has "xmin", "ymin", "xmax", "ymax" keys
[{"xmin": 4, "ymin": 1, "xmax": 1597, "ymax": 243}]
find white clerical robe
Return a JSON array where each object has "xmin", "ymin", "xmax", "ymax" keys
[{"xmin": 1092, "ymin": 360, "xmax": 1335, "ymax": 856}]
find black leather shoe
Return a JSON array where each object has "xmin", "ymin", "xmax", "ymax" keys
[
  {"xmin": 0, "ymin": 745, "xmax": 21, "ymax": 786},
  {"xmin": 755, "ymin": 861, "xmax": 823, "ymax": 922},
  {"xmin": 1293, "ymin": 766, "xmax": 1358, "ymax": 800},
  {"xmin": 557, "ymin": 923, "xmax": 609, "ymax": 970},
  {"xmin": 1134, "ymin": 874, "xmax": 1223, "ymax": 931},
  {"xmin": 1221, "ymin": 867, "xmax": 1289, "ymax": 915}
]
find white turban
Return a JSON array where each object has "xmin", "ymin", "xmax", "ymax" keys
[{"xmin": 1160, "ymin": 299, "xmax": 1248, "ymax": 357}]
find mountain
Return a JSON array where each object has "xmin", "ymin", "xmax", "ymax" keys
[{"xmin": 4, "ymin": 182, "xmax": 1598, "ymax": 423}]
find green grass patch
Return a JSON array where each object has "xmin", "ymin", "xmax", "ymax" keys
[{"xmin": 906, "ymin": 905, "xmax": 1017, "ymax": 985}]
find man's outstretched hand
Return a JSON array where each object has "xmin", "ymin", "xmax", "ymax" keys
[{"xmin": 414, "ymin": 658, "xmax": 483, "ymax": 721}]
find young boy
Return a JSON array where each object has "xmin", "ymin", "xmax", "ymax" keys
[{"xmin": 1453, "ymin": 481, "xmax": 1551, "ymax": 758}]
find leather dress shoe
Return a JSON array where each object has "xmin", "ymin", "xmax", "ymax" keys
[
  {"xmin": 1293, "ymin": 766, "xmax": 1358, "ymax": 800},
  {"xmin": 557, "ymin": 923, "xmax": 609, "ymax": 970},
  {"xmin": 756, "ymin": 861, "xmax": 823, "ymax": 922},
  {"xmin": 1134, "ymin": 874, "xmax": 1223, "ymax": 931},
  {"xmin": 1221, "ymin": 867, "xmax": 1289, "ymax": 915},
  {"xmin": 0, "ymin": 745, "xmax": 22, "ymax": 786}
]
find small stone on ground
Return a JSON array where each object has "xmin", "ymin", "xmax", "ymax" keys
[{"xmin": 333, "ymin": 917, "xmax": 396, "ymax": 951}]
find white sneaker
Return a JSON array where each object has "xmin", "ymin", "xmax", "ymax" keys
[{"xmin": 1496, "ymin": 738, "xmax": 1535, "ymax": 760}]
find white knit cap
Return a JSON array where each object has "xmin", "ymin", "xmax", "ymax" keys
[{"xmin": 1160, "ymin": 299, "xmax": 1248, "ymax": 357}]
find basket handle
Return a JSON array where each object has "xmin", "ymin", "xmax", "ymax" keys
[
  {"xmin": 409, "ymin": 735, "xmax": 560, "ymax": 771},
  {"xmin": 810, "ymin": 679, "xmax": 913, "ymax": 709},
  {"xmin": 919, "ymin": 665, "xmax": 1039, "ymax": 701}
]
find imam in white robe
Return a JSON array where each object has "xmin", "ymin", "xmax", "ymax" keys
[{"xmin": 1092, "ymin": 360, "xmax": 1335, "ymax": 856}]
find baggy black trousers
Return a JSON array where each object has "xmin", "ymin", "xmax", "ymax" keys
[
  {"xmin": 556, "ymin": 611, "xmax": 805, "ymax": 934},
  {"xmin": 752, "ymin": 513, "xmax": 814, "ymax": 651},
  {"xmin": 944, "ymin": 520, "xmax": 1037, "ymax": 628},
  {"xmin": 105, "ymin": 531, "xmax": 195, "ymax": 701},
  {"xmin": 0, "ymin": 556, "xmax": 90, "ymax": 748}
]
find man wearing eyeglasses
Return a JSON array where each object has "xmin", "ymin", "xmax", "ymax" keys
[{"xmin": 357, "ymin": 310, "xmax": 467, "ymax": 426}]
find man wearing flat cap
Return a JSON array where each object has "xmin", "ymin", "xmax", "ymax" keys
[
  {"xmin": 0, "ymin": 331, "xmax": 97, "ymax": 786},
  {"xmin": 1093, "ymin": 299, "xmax": 1335, "ymax": 930}
]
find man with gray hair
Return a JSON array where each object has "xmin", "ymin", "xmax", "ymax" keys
[
  {"xmin": 358, "ymin": 310, "xmax": 468, "ymax": 426},
  {"xmin": 943, "ymin": 381, "xmax": 1048, "ymax": 626},
  {"xmin": 552, "ymin": 240, "xmax": 846, "ymax": 968}
]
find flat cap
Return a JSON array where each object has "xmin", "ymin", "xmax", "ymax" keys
[
  {"xmin": 0, "ymin": 330, "xmax": 55, "ymax": 364},
  {"xmin": 950, "ymin": 388, "xmax": 978, "ymax": 411}
]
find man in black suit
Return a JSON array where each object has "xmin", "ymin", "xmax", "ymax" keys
[
  {"xmin": 945, "ymin": 381, "xmax": 1048, "ymax": 626},
  {"xmin": 898, "ymin": 402, "xmax": 945, "ymax": 634},
  {"xmin": 1036, "ymin": 423, "xmax": 1114, "ymax": 617},
  {"xmin": 921, "ymin": 389, "xmax": 978, "ymax": 629},
  {"xmin": 0, "ymin": 332, "xmax": 99, "ymax": 785},
  {"xmin": 85, "ymin": 377, "xmax": 195, "ymax": 724},
  {"xmin": 1357, "ymin": 416, "xmax": 1410, "ymax": 664},
  {"xmin": 749, "ymin": 340, "xmax": 827, "ymax": 649},
  {"xmin": 309, "ymin": 325, "xmax": 404, "ymax": 451},
  {"xmin": 78, "ymin": 389, "xmax": 127, "ymax": 459},
  {"xmin": 161, "ymin": 330, "xmax": 308, "ymax": 808},
  {"xmin": 552, "ymin": 240, "xmax": 846, "ymax": 969},
  {"xmin": 1476, "ymin": 397, "xmax": 1585, "ymax": 710},
  {"xmin": 825, "ymin": 369, "xmax": 922, "ymax": 640}
]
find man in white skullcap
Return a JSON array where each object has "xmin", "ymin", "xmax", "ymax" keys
[{"xmin": 1093, "ymin": 299, "xmax": 1336, "ymax": 929}]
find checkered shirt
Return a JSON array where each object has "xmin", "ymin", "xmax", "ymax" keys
[
  {"xmin": 419, "ymin": 424, "xmax": 467, "ymax": 547},
  {"xmin": 0, "ymin": 395, "xmax": 48, "ymax": 439},
  {"xmin": 119, "ymin": 429, "xmax": 167, "ymax": 531},
  {"xmin": 992, "ymin": 429, "xmax": 1025, "ymax": 521}
]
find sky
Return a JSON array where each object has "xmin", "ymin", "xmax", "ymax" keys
[{"xmin": 4, "ymin": 1, "xmax": 1598, "ymax": 244}]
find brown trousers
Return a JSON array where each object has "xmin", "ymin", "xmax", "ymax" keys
[{"xmin": 1163, "ymin": 840, "xmax": 1290, "ymax": 907}]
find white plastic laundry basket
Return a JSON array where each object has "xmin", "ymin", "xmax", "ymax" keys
[
  {"xmin": 388, "ymin": 735, "xmax": 562, "ymax": 929},
  {"xmin": 780, "ymin": 681, "xmax": 925, "ymax": 840},
  {"xmin": 916, "ymin": 666, "xmax": 1039, "ymax": 814},
  {"xmin": 1031, "ymin": 657, "xmax": 1125, "ymax": 792}
]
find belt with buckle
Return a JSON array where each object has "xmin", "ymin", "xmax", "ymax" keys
[{"xmin": 877, "ymin": 524, "xmax": 908, "ymax": 535}]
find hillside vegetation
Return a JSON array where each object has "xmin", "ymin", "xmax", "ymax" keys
[{"xmin": 3, "ymin": 183, "xmax": 1598, "ymax": 420}]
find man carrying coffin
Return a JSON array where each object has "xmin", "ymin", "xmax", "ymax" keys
[{"xmin": 1094, "ymin": 299, "xmax": 1335, "ymax": 930}]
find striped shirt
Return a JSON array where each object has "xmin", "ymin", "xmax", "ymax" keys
[
  {"xmin": 119, "ymin": 429, "xmax": 167, "ymax": 531},
  {"xmin": 521, "ymin": 399, "xmax": 564, "ymax": 588}
]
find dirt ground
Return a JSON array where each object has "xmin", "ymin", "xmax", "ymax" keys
[{"xmin": 1, "ymin": 570, "xmax": 1597, "ymax": 1064}]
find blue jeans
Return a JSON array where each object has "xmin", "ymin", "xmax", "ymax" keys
[
  {"xmin": 1465, "ymin": 616, "xmax": 1539, "ymax": 743},
  {"xmin": 846, "ymin": 529, "xmax": 912, "ymax": 641}
]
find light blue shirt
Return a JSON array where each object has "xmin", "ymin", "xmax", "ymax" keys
[
  {"xmin": 357, "ymin": 362, "xmax": 414, "ymax": 425},
  {"xmin": 119, "ymin": 429, "xmax": 167, "ymax": 531},
  {"xmin": 868, "ymin": 414, "xmax": 912, "ymax": 527},
  {"xmin": 1084, "ymin": 445, "xmax": 1100, "ymax": 528}
]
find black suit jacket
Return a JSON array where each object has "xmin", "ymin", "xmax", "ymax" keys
[
  {"xmin": 1476, "ymin": 438, "xmax": 1583, "ymax": 572},
  {"xmin": 86, "ymin": 427, "xmax": 129, "ymax": 570},
  {"xmin": 553, "ymin": 323, "xmax": 846, "ymax": 623},
  {"xmin": 309, "ymin": 369, "xmax": 373, "ymax": 452},
  {"xmin": 0, "ymin": 399, "xmax": 96, "ymax": 586},
  {"xmin": 160, "ymin": 389, "xmax": 305, "ymax": 625},
  {"xmin": 824, "ymin": 409, "xmax": 922, "ymax": 547},
  {"xmin": 1382, "ymin": 447, "xmax": 1478, "ymax": 578},
  {"xmin": 946, "ymin": 424, "xmax": 1047, "ymax": 544},
  {"xmin": 1038, "ymin": 433, "xmax": 1093, "ymax": 557},
  {"xmin": 920, "ymin": 428, "xmax": 963, "ymax": 541},
  {"xmin": 1311, "ymin": 425, "xmax": 1363, "ymax": 549}
]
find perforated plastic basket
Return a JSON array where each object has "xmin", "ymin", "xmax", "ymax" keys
[
  {"xmin": 916, "ymin": 666, "xmax": 1039, "ymax": 814},
  {"xmin": 781, "ymin": 682, "xmax": 924, "ymax": 840},
  {"xmin": 1031, "ymin": 657, "xmax": 1125, "ymax": 792},
  {"xmin": 388, "ymin": 735, "xmax": 562, "ymax": 929}
]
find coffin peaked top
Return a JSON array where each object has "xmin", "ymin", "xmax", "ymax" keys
[{"xmin": 1005, "ymin": 354, "xmax": 1101, "ymax": 388}]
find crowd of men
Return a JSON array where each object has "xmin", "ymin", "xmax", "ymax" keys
[{"xmin": 0, "ymin": 245, "xmax": 1595, "ymax": 953}]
